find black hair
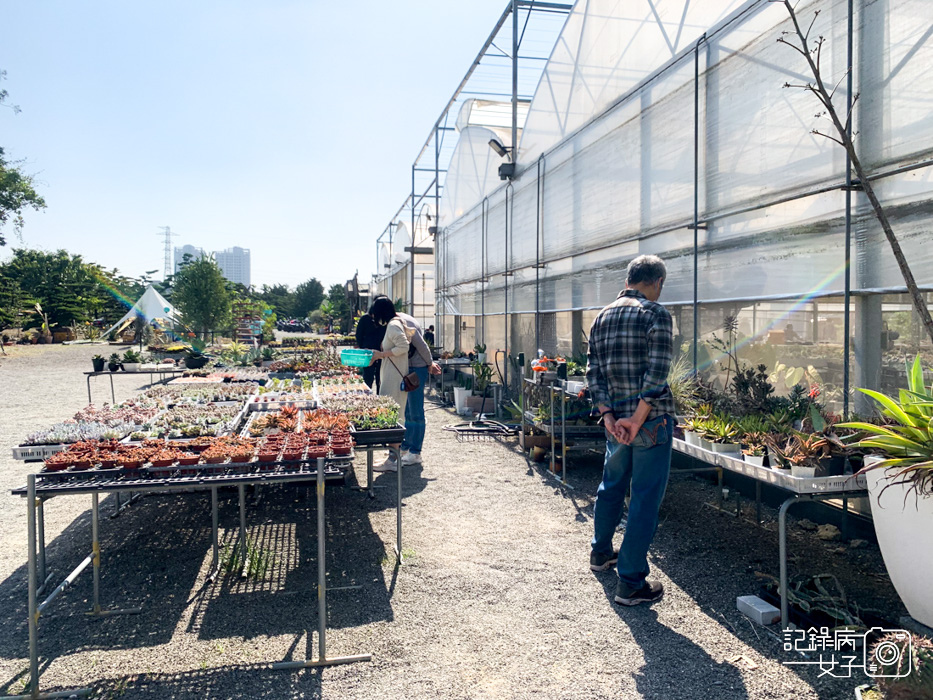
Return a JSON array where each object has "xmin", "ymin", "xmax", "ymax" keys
[{"xmin": 369, "ymin": 297, "xmax": 397, "ymax": 324}]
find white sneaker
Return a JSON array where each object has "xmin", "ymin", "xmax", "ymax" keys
[
  {"xmin": 401, "ymin": 452, "xmax": 422, "ymax": 466},
  {"xmin": 374, "ymin": 456, "xmax": 398, "ymax": 472}
]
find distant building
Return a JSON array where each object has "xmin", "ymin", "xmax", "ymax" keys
[
  {"xmin": 214, "ymin": 246, "xmax": 251, "ymax": 288},
  {"xmin": 173, "ymin": 245, "xmax": 205, "ymax": 273}
]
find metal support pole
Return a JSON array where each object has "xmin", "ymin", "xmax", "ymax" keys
[
  {"xmin": 27, "ymin": 475, "xmax": 39, "ymax": 698},
  {"xmin": 317, "ymin": 457, "xmax": 326, "ymax": 660},
  {"xmin": 209, "ymin": 487, "xmax": 219, "ymax": 581},
  {"xmin": 238, "ymin": 484, "xmax": 248, "ymax": 578},
  {"xmin": 91, "ymin": 493, "xmax": 101, "ymax": 614},
  {"xmin": 549, "ymin": 387, "xmax": 556, "ymax": 474},
  {"xmin": 271, "ymin": 458, "xmax": 372, "ymax": 669},
  {"xmin": 36, "ymin": 498, "xmax": 47, "ymax": 588},
  {"xmin": 778, "ymin": 496, "xmax": 797, "ymax": 629},
  {"xmin": 86, "ymin": 375, "xmax": 92, "ymax": 405},
  {"xmin": 367, "ymin": 449, "xmax": 374, "ymax": 499},
  {"xmin": 843, "ymin": 0, "xmax": 854, "ymax": 418},
  {"xmin": 561, "ymin": 387, "xmax": 567, "ymax": 484},
  {"xmin": 755, "ymin": 481, "xmax": 762, "ymax": 526},
  {"xmin": 395, "ymin": 446, "xmax": 403, "ymax": 561},
  {"xmin": 109, "ymin": 374, "xmax": 115, "ymax": 404}
]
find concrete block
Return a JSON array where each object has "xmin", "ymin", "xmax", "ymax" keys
[{"xmin": 737, "ymin": 595, "xmax": 781, "ymax": 626}]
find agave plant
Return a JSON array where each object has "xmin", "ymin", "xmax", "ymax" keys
[
  {"xmin": 837, "ymin": 354, "xmax": 933, "ymax": 497},
  {"xmin": 706, "ymin": 414, "xmax": 739, "ymax": 444}
]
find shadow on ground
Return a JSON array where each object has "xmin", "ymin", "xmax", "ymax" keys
[{"xmin": 0, "ymin": 463, "xmax": 403, "ymax": 694}]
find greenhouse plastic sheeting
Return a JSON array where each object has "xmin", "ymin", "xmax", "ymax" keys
[
  {"xmin": 439, "ymin": 126, "xmax": 506, "ymax": 228},
  {"xmin": 518, "ymin": 0, "xmax": 752, "ymax": 166},
  {"xmin": 437, "ymin": 0, "xmax": 933, "ymax": 331}
]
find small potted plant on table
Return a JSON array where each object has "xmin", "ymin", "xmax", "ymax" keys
[
  {"xmin": 107, "ymin": 353, "xmax": 122, "ymax": 372},
  {"xmin": 122, "ymin": 349, "xmax": 142, "ymax": 372},
  {"xmin": 91, "ymin": 354, "xmax": 106, "ymax": 372}
]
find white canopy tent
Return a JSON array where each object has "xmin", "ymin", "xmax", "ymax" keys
[{"xmin": 103, "ymin": 285, "xmax": 181, "ymax": 338}]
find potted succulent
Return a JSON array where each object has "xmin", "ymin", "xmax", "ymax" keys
[
  {"xmin": 122, "ymin": 349, "xmax": 142, "ymax": 372},
  {"xmin": 107, "ymin": 353, "xmax": 123, "ymax": 372},
  {"xmin": 473, "ymin": 342, "xmax": 487, "ymax": 364},
  {"xmin": 183, "ymin": 339, "xmax": 209, "ymax": 369},
  {"xmin": 91, "ymin": 354, "xmax": 106, "ymax": 372},
  {"xmin": 706, "ymin": 415, "xmax": 741, "ymax": 454},
  {"xmin": 261, "ymin": 347, "xmax": 275, "ymax": 367},
  {"xmin": 837, "ymin": 354, "xmax": 933, "ymax": 628}
]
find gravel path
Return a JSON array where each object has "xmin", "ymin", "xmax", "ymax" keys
[{"xmin": 0, "ymin": 344, "xmax": 901, "ymax": 699}]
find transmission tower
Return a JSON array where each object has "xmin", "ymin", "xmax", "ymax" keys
[{"xmin": 157, "ymin": 226, "xmax": 178, "ymax": 280}]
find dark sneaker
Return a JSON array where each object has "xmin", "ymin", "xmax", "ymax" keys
[
  {"xmin": 614, "ymin": 579, "xmax": 664, "ymax": 606},
  {"xmin": 589, "ymin": 548, "xmax": 619, "ymax": 572}
]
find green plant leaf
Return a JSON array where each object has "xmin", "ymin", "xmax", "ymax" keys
[
  {"xmin": 909, "ymin": 354, "xmax": 925, "ymax": 395},
  {"xmin": 857, "ymin": 388, "xmax": 920, "ymax": 428}
]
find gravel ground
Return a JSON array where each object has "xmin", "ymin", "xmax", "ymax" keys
[{"xmin": 0, "ymin": 344, "xmax": 905, "ymax": 699}]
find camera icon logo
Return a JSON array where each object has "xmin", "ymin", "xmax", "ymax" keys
[{"xmin": 865, "ymin": 628, "xmax": 912, "ymax": 678}]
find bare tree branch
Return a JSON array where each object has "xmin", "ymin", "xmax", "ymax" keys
[{"xmin": 779, "ymin": 0, "xmax": 933, "ymax": 345}]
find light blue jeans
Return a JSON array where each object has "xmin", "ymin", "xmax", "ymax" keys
[
  {"xmin": 591, "ymin": 414, "xmax": 673, "ymax": 588},
  {"xmin": 400, "ymin": 366, "xmax": 430, "ymax": 454}
]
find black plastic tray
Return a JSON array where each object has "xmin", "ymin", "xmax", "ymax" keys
[{"xmin": 350, "ymin": 423, "xmax": 406, "ymax": 446}]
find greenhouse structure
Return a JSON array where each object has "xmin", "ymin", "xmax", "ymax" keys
[{"xmin": 375, "ymin": 0, "xmax": 933, "ymax": 415}]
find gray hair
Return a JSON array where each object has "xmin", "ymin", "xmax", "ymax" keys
[{"xmin": 626, "ymin": 255, "xmax": 667, "ymax": 286}]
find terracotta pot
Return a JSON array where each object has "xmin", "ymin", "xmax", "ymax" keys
[
  {"xmin": 151, "ymin": 458, "xmax": 175, "ymax": 467},
  {"xmin": 177, "ymin": 455, "xmax": 200, "ymax": 466},
  {"xmin": 71, "ymin": 460, "xmax": 93, "ymax": 471},
  {"xmin": 122, "ymin": 460, "xmax": 143, "ymax": 469},
  {"xmin": 205, "ymin": 455, "xmax": 227, "ymax": 464},
  {"xmin": 257, "ymin": 452, "xmax": 279, "ymax": 463},
  {"xmin": 43, "ymin": 461, "xmax": 71, "ymax": 472}
]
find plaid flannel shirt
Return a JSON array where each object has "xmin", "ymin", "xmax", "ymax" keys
[{"xmin": 586, "ymin": 289, "xmax": 676, "ymax": 421}]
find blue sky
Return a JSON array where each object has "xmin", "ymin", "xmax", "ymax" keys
[{"xmin": 1, "ymin": 0, "xmax": 510, "ymax": 289}]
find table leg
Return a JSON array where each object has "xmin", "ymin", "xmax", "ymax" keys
[
  {"xmin": 37, "ymin": 498, "xmax": 48, "ymax": 591},
  {"xmin": 208, "ymin": 487, "xmax": 220, "ymax": 582},
  {"xmin": 778, "ymin": 495, "xmax": 797, "ymax": 629},
  {"xmin": 109, "ymin": 373, "xmax": 115, "ymax": 404},
  {"xmin": 87, "ymin": 374, "xmax": 93, "ymax": 405},
  {"xmin": 366, "ymin": 450, "xmax": 374, "ymax": 499},
  {"xmin": 27, "ymin": 475, "xmax": 39, "ymax": 697},
  {"xmin": 549, "ymin": 388, "xmax": 556, "ymax": 474},
  {"xmin": 91, "ymin": 493, "xmax": 101, "ymax": 615},
  {"xmin": 271, "ymin": 458, "xmax": 371, "ymax": 669},
  {"xmin": 395, "ymin": 446, "xmax": 402, "ymax": 561},
  {"xmin": 561, "ymin": 390, "xmax": 567, "ymax": 484},
  {"xmin": 755, "ymin": 481, "xmax": 762, "ymax": 526},
  {"xmin": 238, "ymin": 485, "xmax": 248, "ymax": 578}
]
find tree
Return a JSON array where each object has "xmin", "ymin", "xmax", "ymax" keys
[
  {"xmin": 294, "ymin": 278, "xmax": 325, "ymax": 318},
  {"xmin": 172, "ymin": 256, "xmax": 231, "ymax": 338},
  {"xmin": 778, "ymin": 0, "xmax": 933, "ymax": 345},
  {"xmin": 326, "ymin": 283, "xmax": 353, "ymax": 334},
  {"xmin": 257, "ymin": 283, "xmax": 296, "ymax": 319},
  {"xmin": 1, "ymin": 71, "xmax": 46, "ymax": 246},
  {"xmin": 0, "ymin": 249, "xmax": 107, "ymax": 329}
]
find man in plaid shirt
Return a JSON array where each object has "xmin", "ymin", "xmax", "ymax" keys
[{"xmin": 586, "ymin": 254, "xmax": 674, "ymax": 606}]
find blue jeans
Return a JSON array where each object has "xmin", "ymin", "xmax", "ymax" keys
[
  {"xmin": 591, "ymin": 414, "xmax": 673, "ymax": 588},
  {"xmin": 400, "ymin": 366, "xmax": 429, "ymax": 454}
]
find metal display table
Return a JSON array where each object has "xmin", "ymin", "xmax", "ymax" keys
[
  {"xmin": 7, "ymin": 445, "xmax": 403, "ymax": 700},
  {"xmin": 435, "ymin": 357, "xmax": 472, "ymax": 399},
  {"xmin": 673, "ymin": 438, "xmax": 868, "ymax": 628},
  {"xmin": 520, "ymin": 378, "xmax": 604, "ymax": 487},
  {"xmin": 83, "ymin": 368, "xmax": 189, "ymax": 404}
]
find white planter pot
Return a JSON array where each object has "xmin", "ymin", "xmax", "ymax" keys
[
  {"xmin": 476, "ymin": 353, "xmax": 486, "ymax": 364},
  {"xmin": 865, "ymin": 457, "xmax": 933, "ymax": 628},
  {"xmin": 683, "ymin": 430, "xmax": 700, "ymax": 446},
  {"xmin": 744, "ymin": 454, "xmax": 765, "ymax": 467},
  {"xmin": 791, "ymin": 464, "xmax": 816, "ymax": 479},
  {"xmin": 453, "ymin": 387, "xmax": 472, "ymax": 413},
  {"xmin": 123, "ymin": 363, "xmax": 140, "ymax": 372},
  {"xmin": 698, "ymin": 437, "xmax": 714, "ymax": 451},
  {"xmin": 710, "ymin": 441, "xmax": 741, "ymax": 454}
]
